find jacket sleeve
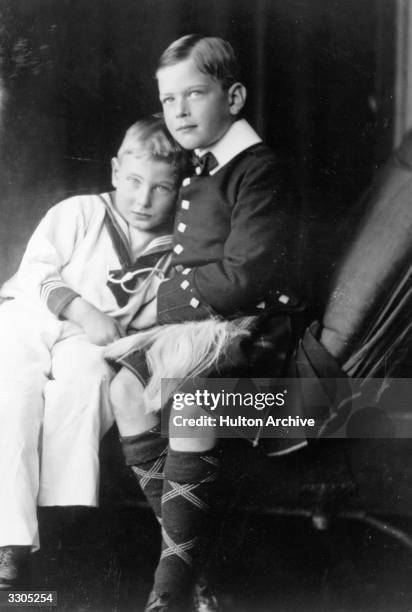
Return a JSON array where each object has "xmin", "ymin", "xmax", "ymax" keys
[
  {"xmin": 9, "ymin": 197, "xmax": 89, "ymax": 316},
  {"xmin": 157, "ymin": 154, "xmax": 301, "ymax": 324}
]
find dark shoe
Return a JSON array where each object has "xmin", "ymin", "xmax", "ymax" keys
[
  {"xmin": 144, "ymin": 591, "xmax": 170, "ymax": 611},
  {"xmin": 0, "ymin": 546, "xmax": 30, "ymax": 589},
  {"xmin": 193, "ymin": 580, "xmax": 220, "ymax": 611},
  {"xmin": 144, "ymin": 589, "xmax": 192, "ymax": 612}
]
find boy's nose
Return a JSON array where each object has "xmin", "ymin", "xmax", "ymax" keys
[
  {"xmin": 137, "ymin": 185, "xmax": 152, "ymax": 208},
  {"xmin": 175, "ymin": 96, "xmax": 189, "ymax": 117}
]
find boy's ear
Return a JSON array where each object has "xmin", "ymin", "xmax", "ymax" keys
[
  {"xmin": 111, "ymin": 157, "xmax": 120, "ymax": 188},
  {"xmin": 227, "ymin": 82, "xmax": 247, "ymax": 116}
]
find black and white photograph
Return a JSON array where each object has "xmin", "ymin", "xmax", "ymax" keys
[{"xmin": 1, "ymin": 1, "xmax": 412, "ymax": 611}]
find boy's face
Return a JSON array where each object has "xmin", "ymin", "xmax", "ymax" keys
[
  {"xmin": 111, "ymin": 154, "xmax": 177, "ymax": 231},
  {"xmin": 157, "ymin": 58, "xmax": 241, "ymax": 150}
]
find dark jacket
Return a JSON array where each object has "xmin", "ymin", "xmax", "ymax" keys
[{"xmin": 157, "ymin": 142, "xmax": 302, "ymax": 323}]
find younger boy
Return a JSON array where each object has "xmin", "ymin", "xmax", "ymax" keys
[
  {"xmin": 0, "ymin": 117, "xmax": 186, "ymax": 587},
  {"xmin": 109, "ymin": 35, "xmax": 301, "ymax": 611}
]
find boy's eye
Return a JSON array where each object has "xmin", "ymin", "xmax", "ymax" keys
[
  {"xmin": 154, "ymin": 184, "xmax": 172, "ymax": 193},
  {"xmin": 128, "ymin": 177, "xmax": 141, "ymax": 186},
  {"xmin": 161, "ymin": 96, "xmax": 174, "ymax": 105},
  {"xmin": 188, "ymin": 90, "xmax": 202, "ymax": 98}
]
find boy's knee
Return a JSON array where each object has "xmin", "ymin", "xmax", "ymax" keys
[
  {"xmin": 168, "ymin": 398, "xmax": 217, "ymax": 451},
  {"xmin": 175, "ymin": 401, "xmax": 206, "ymax": 420},
  {"xmin": 110, "ymin": 367, "xmax": 143, "ymax": 412},
  {"xmin": 76, "ymin": 350, "xmax": 112, "ymax": 380},
  {"xmin": 109, "ymin": 371, "xmax": 127, "ymax": 412},
  {"xmin": 110, "ymin": 367, "xmax": 158, "ymax": 436},
  {"xmin": 52, "ymin": 339, "xmax": 111, "ymax": 381}
]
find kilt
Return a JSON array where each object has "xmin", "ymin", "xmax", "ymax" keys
[{"xmin": 107, "ymin": 307, "xmax": 309, "ymax": 455}]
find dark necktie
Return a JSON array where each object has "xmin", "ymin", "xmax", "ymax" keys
[{"xmin": 192, "ymin": 151, "xmax": 218, "ymax": 176}]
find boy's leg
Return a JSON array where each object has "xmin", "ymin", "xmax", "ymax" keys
[
  {"xmin": 110, "ymin": 366, "xmax": 159, "ymax": 437},
  {"xmin": 39, "ymin": 334, "xmax": 115, "ymax": 507},
  {"xmin": 111, "ymin": 361, "xmax": 219, "ymax": 610},
  {"xmin": 110, "ymin": 367, "xmax": 166, "ymax": 520},
  {"xmin": 147, "ymin": 402, "xmax": 218, "ymax": 608},
  {"xmin": 0, "ymin": 300, "xmax": 63, "ymax": 587},
  {"xmin": 0, "ymin": 301, "xmax": 58, "ymax": 552},
  {"xmin": 0, "ymin": 378, "xmax": 44, "ymax": 550}
]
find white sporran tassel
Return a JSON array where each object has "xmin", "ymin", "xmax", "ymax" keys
[{"xmin": 105, "ymin": 319, "xmax": 250, "ymax": 412}]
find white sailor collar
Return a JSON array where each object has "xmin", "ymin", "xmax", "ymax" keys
[{"xmin": 195, "ymin": 119, "xmax": 262, "ymax": 175}]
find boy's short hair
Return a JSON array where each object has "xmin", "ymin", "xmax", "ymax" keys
[
  {"xmin": 117, "ymin": 116, "xmax": 188, "ymax": 180},
  {"xmin": 157, "ymin": 34, "xmax": 241, "ymax": 90}
]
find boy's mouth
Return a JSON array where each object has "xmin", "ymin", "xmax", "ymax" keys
[
  {"xmin": 176, "ymin": 124, "xmax": 197, "ymax": 132},
  {"xmin": 132, "ymin": 212, "xmax": 151, "ymax": 220}
]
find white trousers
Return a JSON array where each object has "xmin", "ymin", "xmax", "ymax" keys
[{"xmin": 0, "ymin": 300, "xmax": 115, "ymax": 549}]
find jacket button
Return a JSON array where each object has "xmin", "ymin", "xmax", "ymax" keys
[
  {"xmin": 174, "ymin": 244, "xmax": 184, "ymax": 254},
  {"xmin": 181, "ymin": 200, "xmax": 190, "ymax": 210},
  {"xmin": 177, "ymin": 222, "xmax": 187, "ymax": 232},
  {"xmin": 190, "ymin": 297, "xmax": 200, "ymax": 308}
]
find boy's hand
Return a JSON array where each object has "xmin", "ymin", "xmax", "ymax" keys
[
  {"xmin": 62, "ymin": 297, "xmax": 125, "ymax": 345},
  {"xmin": 81, "ymin": 309, "xmax": 125, "ymax": 345}
]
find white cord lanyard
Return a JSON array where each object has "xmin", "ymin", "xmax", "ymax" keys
[{"xmin": 107, "ymin": 258, "xmax": 166, "ymax": 295}]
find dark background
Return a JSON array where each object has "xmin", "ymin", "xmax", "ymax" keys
[
  {"xmin": 0, "ymin": 0, "xmax": 395, "ymax": 310},
  {"xmin": 2, "ymin": 4, "xmax": 411, "ymax": 610}
]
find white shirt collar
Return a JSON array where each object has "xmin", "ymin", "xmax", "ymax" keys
[{"xmin": 195, "ymin": 119, "xmax": 262, "ymax": 175}]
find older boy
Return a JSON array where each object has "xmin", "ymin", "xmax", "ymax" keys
[
  {"xmin": 110, "ymin": 35, "xmax": 301, "ymax": 611},
  {"xmin": 0, "ymin": 117, "xmax": 186, "ymax": 588}
]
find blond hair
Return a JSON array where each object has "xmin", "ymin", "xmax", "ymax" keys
[{"xmin": 117, "ymin": 116, "xmax": 188, "ymax": 180}]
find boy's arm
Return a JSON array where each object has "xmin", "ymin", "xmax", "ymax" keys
[
  {"xmin": 6, "ymin": 196, "xmax": 96, "ymax": 316},
  {"xmin": 7, "ymin": 194, "xmax": 126, "ymax": 344},
  {"xmin": 157, "ymin": 153, "xmax": 301, "ymax": 323},
  {"xmin": 62, "ymin": 297, "xmax": 125, "ymax": 345}
]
